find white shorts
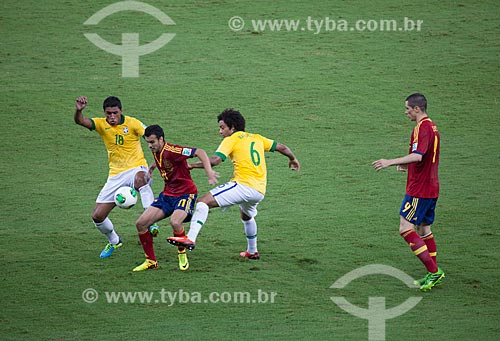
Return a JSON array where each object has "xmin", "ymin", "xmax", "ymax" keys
[
  {"xmin": 210, "ymin": 182, "xmax": 265, "ymax": 218},
  {"xmin": 96, "ymin": 166, "xmax": 149, "ymax": 203}
]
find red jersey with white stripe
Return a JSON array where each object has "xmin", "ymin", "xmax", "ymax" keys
[
  {"xmin": 153, "ymin": 142, "xmax": 198, "ymax": 196},
  {"xmin": 406, "ymin": 116, "xmax": 440, "ymax": 198}
]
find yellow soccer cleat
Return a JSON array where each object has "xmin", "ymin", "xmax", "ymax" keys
[
  {"xmin": 178, "ymin": 250, "xmax": 189, "ymax": 271},
  {"xmin": 132, "ymin": 259, "xmax": 158, "ymax": 272}
]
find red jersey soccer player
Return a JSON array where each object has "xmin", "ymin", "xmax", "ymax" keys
[
  {"xmin": 132, "ymin": 125, "xmax": 219, "ymax": 272},
  {"xmin": 372, "ymin": 93, "xmax": 445, "ymax": 291}
]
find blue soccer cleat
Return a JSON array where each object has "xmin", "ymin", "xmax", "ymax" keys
[
  {"xmin": 149, "ymin": 224, "xmax": 160, "ymax": 237},
  {"xmin": 99, "ymin": 239, "xmax": 123, "ymax": 258}
]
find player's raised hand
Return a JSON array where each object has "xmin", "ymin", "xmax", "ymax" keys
[{"xmin": 75, "ymin": 96, "xmax": 88, "ymax": 111}]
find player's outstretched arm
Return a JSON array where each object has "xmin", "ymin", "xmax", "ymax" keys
[
  {"xmin": 372, "ymin": 153, "xmax": 422, "ymax": 171},
  {"xmin": 194, "ymin": 149, "xmax": 220, "ymax": 185},
  {"xmin": 189, "ymin": 155, "xmax": 222, "ymax": 169},
  {"xmin": 74, "ymin": 96, "xmax": 93, "ymax": 129},
  {"xmin": 275, "ymin": 143, "xmax": 300, "ymax": 171}
]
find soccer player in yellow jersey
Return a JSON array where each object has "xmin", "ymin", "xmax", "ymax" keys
[
  {"xmin": 168, "ymin": 108, "xmax": 300, "ymax": 261},
  {"xmin": 74, "ymin": 96, "xmax": 156, "ymax": 258}
]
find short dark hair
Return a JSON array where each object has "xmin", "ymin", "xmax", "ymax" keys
[
  {"xmin": 144, "ymin": 124, "xmax": 164, "ymax": 140},
  {"xmin": 217, "ymin": 108, "xmax": 246, "ymax": 131},
  {"xmin": 103, "ymin": 96, "xmax": 122, "ymax": 110},
  {"xmin": 406, "ymin": 93, "xmax": 427, "ymax": 112}
]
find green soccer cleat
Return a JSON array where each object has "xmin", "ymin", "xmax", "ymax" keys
[
  {"xmin": 149, "ymin": 224, "xmax": 160, "ymax": 237},
  {"xmin": 419, "ymin": 268, "xmax": 445, "ymax": 291},
  {"xmin": 99, "ymin": 239, "xmax": 123, "ymax": 258},
  {"xmin": 132, "ymin": 259, "xmax": 158, "ymax": 272},
  {"xmin": 414, "ymin": 272, "xmax": 443, "ymax": 287},
  {"xmin": 178, "ymin": 250, "xmax": 189, "ymax": 271},
  {"xmin": 414, "ymin": 273, "xmax": 430, "ymax": 287}
]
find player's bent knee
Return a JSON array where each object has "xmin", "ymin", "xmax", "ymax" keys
[
  {"xmin": 399, "ymin": 215, "xmax": 415, "ymax": 233},
  {"xmin": 134, "ymin": 171, "xmax": 148, "ymax": 189},
  {"xmin": 197, "ymin": 194, "xmax": 210, "ymax": 203},
  {"xmin": 197, "ymin": 196, "xmax": 218, "ymax": 209},
  {"xmin": 92, "ymin": 214, "xmax": 106, "ymax": 224},
  {"xmin": 399, "ymin": 227, "xmax": 413, "ymax": 235},
  {"xmin": 416, "ymin": 224, "xmax": 431, "ymax": 236},
  {"xmin": 135, "ymin": 218, "xmax": 149, "ymax": 232},
  {"xmin": 240, "ymin": 212, "xmax": 252, "ymax": 221}
]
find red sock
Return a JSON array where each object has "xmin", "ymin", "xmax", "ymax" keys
[
  {"xmin": 138, "ymin": 231, "xmax": 156, "ymax": 261},
  {"xmin": 421, "ymin": 233, "xmax": 437, "ymax": 265},
  {"xmin": 174, "ymin": 227, "xmax": 185, "ymax": 252},
  {"xmin": 174, "ymin": 227, "xmax": 185, "ymax": 237},
  {"xmin": 401, "ymin": 230, "xmax": 437, "ymax": 273}
]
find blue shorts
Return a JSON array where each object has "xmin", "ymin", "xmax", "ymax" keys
[
  {"xmin": 151, "ymin": 193, "xmax": 197, "ymax": 221},
  {"xmin": 399, "ymin": 195, "xmax": 438, "ymax": 226}
]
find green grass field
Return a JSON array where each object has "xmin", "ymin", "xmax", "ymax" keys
[{"xmin": 1, "ymin": 0, "xmax": 499, "ymax": 339}]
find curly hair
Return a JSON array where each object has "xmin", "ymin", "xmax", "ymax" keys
[{"xmin": 217, "ymin": 108, "xmax": 246, "ymax": 131}]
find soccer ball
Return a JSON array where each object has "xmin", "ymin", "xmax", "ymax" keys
[{"xmin": 114, "ymin": 186, "xmax": 138, "ymax": 209}]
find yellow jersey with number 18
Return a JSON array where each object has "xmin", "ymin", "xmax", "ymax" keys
[
  {"xmin": 91, "ymin": 115, "xmax": 148, "ymax": 177},
  {"xmin": 215, "ymin": 131, "xmax": 277, "ymax": 195}
]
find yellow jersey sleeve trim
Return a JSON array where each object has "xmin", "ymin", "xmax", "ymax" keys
[
  {"xmin": 215, "ymin": 151, "xmax": 226, "ymax": 161},
  {"xmin": 90, "ymin": 118, "xmax": 96, "ymax": 131}
]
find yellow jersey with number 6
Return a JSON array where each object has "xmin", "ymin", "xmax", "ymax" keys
[
  {"xmin": 215, "ymin": 131, "xmax": 277, "ymax": 195},
  {"xmin": 91, "ymin": 115, "xmax": 148, "ymax": 177}
]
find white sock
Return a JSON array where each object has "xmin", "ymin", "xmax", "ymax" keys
[
  {"xmin": 242, "ymin": 218, "xmax": 258, "ymax": 254},
  {"xmin": 94, "ymin": 217, "xmax": 119, "ymax": 244},
  {"xmin": 187, "ymin": 202, "xmax": 209, "ymax": 242},
  {"xmin": 138, "ymin": 184, "xmax": 154, "ymax": 209}
]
